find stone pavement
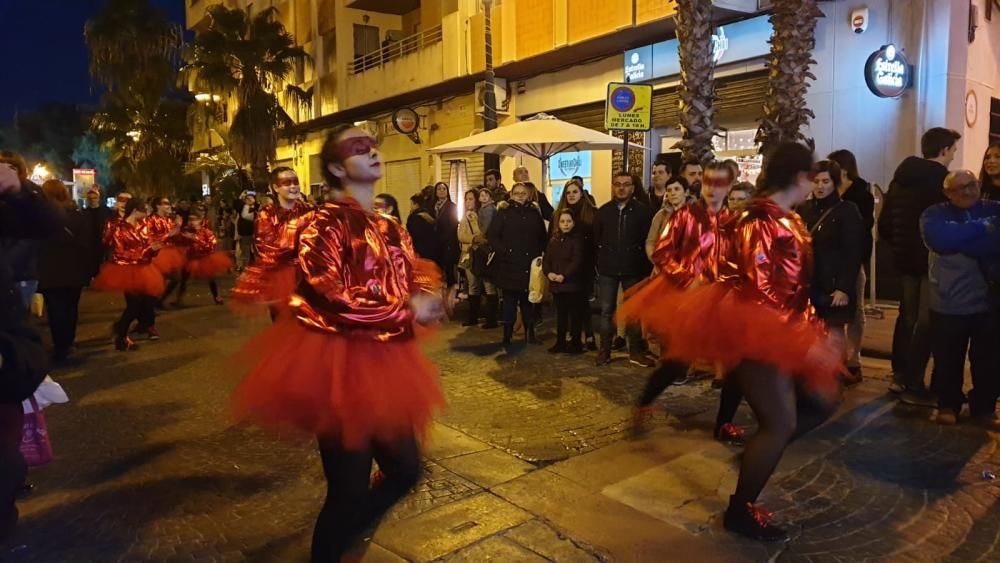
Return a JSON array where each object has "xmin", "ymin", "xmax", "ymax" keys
[{"xmin": 1, "ymin": 285, "xmax": 997, "ymax": 562}]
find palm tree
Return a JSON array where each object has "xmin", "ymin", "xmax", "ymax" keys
[
  {"xmin": 755, "ymin": 0, "xmax": 825, "ymax": 157},
  {"xmin": 674, "ymin": 0, "xmax": 717, "ymax": 164},
  {"xmin": 183, "ymin": 5, "xmax": 312, "ymax": 182}
]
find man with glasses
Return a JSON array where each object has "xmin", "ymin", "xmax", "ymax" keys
[
  {"xmin": 920, "ymin": 170, "xmax": 1000, "ymax": 428},
  {"xmin": 593, "ymin": 171, "xmax": 654, "ymax": 367}
]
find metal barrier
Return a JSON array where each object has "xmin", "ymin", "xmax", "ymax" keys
[{"xmin": 349, "ymin": 25, "xmax": 444, "ymax": 75}]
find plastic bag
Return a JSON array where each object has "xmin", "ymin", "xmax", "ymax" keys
[
  {"xmin": 528, "ymin": 256, "xmax": 548, "ymax": 304},
  {"xmin": 22, "ymin": 376, "xmax": 69, "ymax": 413},
  {"xmin": 20, "ymin": 398, "xmax": 54, "ymax": 467}
]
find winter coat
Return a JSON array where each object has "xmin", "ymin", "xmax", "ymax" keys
[
  {"xmin": 594, "ymin": 197, "xmax": 654, "ymax": 278},
  {"xmin": 38, "ymin": 207, "xmax": 93, "ymax": 290},
  {"xmin": 878, "ymin": 157, "xmax": 949, "ymax": 276},
  {"xmin": 486, "ymin": 200, "xmax": 547, "ymax": 291},
  {"xmin": 799, "ymin": 192, "xmax": 865, "ymax": 325},
  {"xmin": 543, "ymin": 231, "xmax": 585, "ymax": 293},
  {"xmin": 842, "ymin": 177, "xmax": 876, "ymax": 264},
  {"xmin": 457, "ymin": 209, "xmax": 483, "ymax": 262},
  {"xmin": 406, "ymin": 208, "xmax": 440, "ymax": 263},
  {"xmin": 434, "ymin": 200, "xmax": 460, "ymax": 267},
  {"xmin": 478, "ymin": 202, "xmax": 497, "ymax": 233},
  {"xmin": 921, "ymin": 200, "xmax": 1000, "ymax": 315},
  {"xmin": 83, "ymin": 205, "xmax": 111, "ymax": 275}
]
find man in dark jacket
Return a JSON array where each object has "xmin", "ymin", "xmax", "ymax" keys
[
  {"xmin": 920, "ymin": 170, "xmax": 1000, "ymax": 429},
  {"xmin": 593, "ymin": 171, "xmax": 654, "ymax": 367},
  {"xmin": 878, "ymin": 128, "xmax": 960, "ymax": 405},
  {"xmin": 0, "ymin": 161, "xmax": 60, "ymax": 540},
  {"xmin": 83, "ymin": 187, "xmax": 111, "ymax": 278}
]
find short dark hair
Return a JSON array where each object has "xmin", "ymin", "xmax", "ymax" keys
[
  {"xmin": 813, "ymin": 160, "xmax": 843, "ymax": 189},
  {"xmin": 319, "ymin": 123, "xmax": 358, "ymax": 188},
  {"xmin": 666, "ymin": 176, "xmax": 692, "ymax": 194},
  {"xmin": 270, "ymin": 166, "xmax": 296, "ymax": 185},
  {"xmin": 826, "ymin": 149, "xmax": 859, "ymax": 181},
  {"xmin": 921, "ymin": 128, "xmax": 961, "ymax": 159},
  {"xmin": 375, "ymin": 193, "xmax": 401, "ymax": 221},
  {"xmin": 705, "ymin": 160, "xmax": 736, "ymax": 184},
  {"xmin": 761, "ymin": 142, "xmax": 815, "ymax": 193},
  {"xmin": 679, "ymin": 159, "xmax": 703, "ymax": 175},
  {"xmin": 652, "ymin": 160, "xmax": 670, "ymax": 171},
  {"xmin": 731, "ymin": 181, "xmax": 755, "ymax": 195},
  {"xmin": 485, "ymin": 169, "xmax": 501, "ymax": 181},
  {"xmin": 123, "ymin": 197, "xmax": 145, "ymax": 217}
]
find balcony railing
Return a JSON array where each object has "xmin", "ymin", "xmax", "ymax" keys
[{"xmin": 349, "ymin": 25, "xmax": 443, "ymax": 75}]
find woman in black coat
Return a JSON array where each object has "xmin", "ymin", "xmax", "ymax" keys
[
  {"xmin": 798, "ymin": 160, "xmax": 864, "ymax": 350},
  {"xmin": 432, "ymin": 182, "xmax": 460, "ymax": 286},
  {"xmin": 486, "ymin": 182, "xmax": 547, "ymax": 349},
  {"xmin": 406, "ymin": 192, "xmax": 440, "ymax": 264},
  {"xmin": 37, "ymin": 180, "xmax": 94, "ymax": 362}
]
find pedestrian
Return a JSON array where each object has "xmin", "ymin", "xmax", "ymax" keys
[
  {"xmin": 232, "ymin": 167, "xmax": 314, "ymax": 321},
  {"xmin": 406, "ymin": 192, "xmax": 439, "ymax": 263},
  {"xmin": 513, "ymin": 167, "xmax": 554, "ymax": 220},
  {"xmin": 878, "ymin": 127, "xmax": 961, "ymax": 405},
  {"xmin": 374, "ymin": 193, "xmax": 402, "ymax": 223},
  {"xmin": 827, "ymin": 149, "xmax": 876, "ymax": 381},
  {"xmin": 645, "ymin": 177, "xmax": 693, "ymax": 261},
  {"xmin": 178, "ymin": 210, "xmax": 231, "ymax": 305},
  {"xmin": 458, "ymin": 188, "xmax": 493, "ymax": 326},
  {"xmin": 648, "ymin": 160, "xmax": 671, "ymax": 209},
  {"xmin": 622, "ymin": 162, "xmax": 744, "ymax": 443},
  {"xmin": 920, "ymin": 170, "xmax": 1000, "ymax": 429},
  {"xmin": 158, "ymin": 212, "xmax": 196, "ymax": 309},
  {"xmin": 727, "ymin": 182, "xmax": 754, "ymax": 212},
  {"xmin": 543, "ymin": 209, "xmax": 586, "ymax": 354},
  {"xmin": 552, "ymin": 179, "xmax": 598, "ymax": 350},
  {"xmin": 0, "ymin": 160, "xmax": 59, "ymax": 541},
  {"xmin": 37, "ymin": 180, "xmax": 92, "ymax": 362},
  {"xmin": 798, "ymin": 160, "xmax": 865, "ymax": 384},
  {"xmin": 93, "ymin": 197, "xmax": 166, "ymax": 351},
  {"xmin": 477, "ymin": 187, "xmax": 500, "ymax": 328},
  {"xmin": 593, "ymin": 171, "xmax": 655, "ymax": 367},
  {"xmin": 82, "ymin": 186, "xmax": 111, "ymax": 279},
  {"xmin": 216, "ymin": 199, "xmax": 235, "ymax": 254},
  {"xmin": 678, "ymin": 159, "xmax": 704, "ymax": 197},
  {"xmin": 235, "ymin": 192, "xmax": 258, "ymax": 271},
  {"xmin": 485, "ymin": 168, "xmax": 508, "ymax": 203},
  {"xmin": 486, "ymin": 182, "xmax": 547, "ymax": 349},
  {"xmin": 432, "ymin": 182, "xmax": 460, "ymax": 287},
  {"xmin": 231, "ymin": 124, "xmax": 448, "ymax": 562},
  {"xmin": 979, "ymin": 143, "xmax": 1000, "ymax": 200}
]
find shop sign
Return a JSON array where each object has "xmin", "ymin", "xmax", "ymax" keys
[
  {"xmin": 392, "ymin": 107, "xmax": 420, "ymax": 134},
  {"xmin": 624, "ymin": 14, "xmax": 773, "ymax": 82},
  {"xmin": 605, "ymin": 83, "xmax": 653, "ymax": 131},
  {"xmin": 550, "ymin": 151, "xmax": 592, "ymax": 180},
  {"xmin": 864, "ymin": 44, "xmax": 912, "ymax": 98}
]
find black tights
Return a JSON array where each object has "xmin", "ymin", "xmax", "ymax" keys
[
  {"xmin": 311, "ymin": 435, "xmax": 422, "ymax": 562},
  {"xmin": 715, "ymin": 379, "xmax": 744, "ymax": 433},
  {"xmin": 114, "ymin": 293, "xmax": 157, "ymax": 338},
  {"xmin": 731, "ymin": 361, "xmax": 836, "ymax": 506},
  {"xmin": 162, "ymin": 272, "xmax": 219, "ymax": 304},
  {"xmin": 637, "ymin": 360, "xmax": 688, "ymax": 407}
]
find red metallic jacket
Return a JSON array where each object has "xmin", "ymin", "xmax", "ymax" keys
[
  {"xmin": 292, "ymin": 199, "xmax": 440, "ymax": 340},
  {"xmin": 186, "ymin": 226, "xmax": 218, "ymax": 259},
  {"xmin": 103, "ymin": 218, "xmax": 154, "ymax": 265},
  {"xmin": 142, "ymin": 214, "xmax": 178, "ymax": 245},
  {"xmin": 730, "ymin": 198, "xmax": 814, "ymax": 318},
  {"xmin": 651, "ymin": 201, "xmax": 736, "ymax": 289},
  {"xmin": 254, "ymin": 201, "xmax": 316, "ymax": 268}
]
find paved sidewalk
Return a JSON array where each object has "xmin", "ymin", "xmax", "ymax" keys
[{"xmin": 1, "ymin": 286, "xmax": 996, "ymax": 562}]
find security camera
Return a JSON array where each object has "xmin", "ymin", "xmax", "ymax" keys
[{"xmin": 851, "ymin": 7, "xmax": 869, "ymax": 34}]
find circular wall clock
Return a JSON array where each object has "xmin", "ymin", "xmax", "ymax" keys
[{"xmin": 966, "ymin": 90, "xmax": 978, "ymax": 128}]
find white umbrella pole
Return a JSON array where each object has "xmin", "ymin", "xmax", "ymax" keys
[{"xmin": 541, "ymin": 157, "xmax": 549, "ymax": 203}]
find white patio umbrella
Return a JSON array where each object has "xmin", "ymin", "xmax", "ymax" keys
[{"xmin": 428, "ymin": 113, "xmax": 647, "ymax": 190}]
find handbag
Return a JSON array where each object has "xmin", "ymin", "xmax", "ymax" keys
[
  {"xmin": 20, "ymin": 397, "xmax": 54, "ymax": 467},
  {"xmin": 528, "ymin": 256, "xmax": 548, "ymax": 304}
]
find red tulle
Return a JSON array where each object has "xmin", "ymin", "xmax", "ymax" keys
[
  {"xmin": 93, "ymin": 263, "xmax": 166, "ymax": 297},
  {"xmin": 618, "ymin": 277, "xmax": 842, "ymax": 393},
  {"xmin": 153, "ymin": 246, "xmax": 187, "ymax": 275},
  {"xmin": 231, "ymin": 319, "xmax": 444, "ymax": 449},
  {"xmin": 186, "ymin": 252, "xmax": 233, "ymax": 280},
  {"xmin": 232, "ymin": 264, "xmax": 297, "ymax": 304}
]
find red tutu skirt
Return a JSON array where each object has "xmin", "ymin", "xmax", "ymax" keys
[
  {"xmin": 93, "ymin": 263, "xmax": 166, "ymax": 297},
  {"xmin": 618, "ymin": 276, "xmax": 842, "ymax": 393},
  {"xmin": 153, "ymin": 246, "xmax": 187, "ymax": 275},
  {"xmin": 232, "ymin": 264, "xmax": 297, "ymax": 305},
  {"xmin": 231, "ymin": 320, "xmax": 445, "ymax": 449},
  {"xmin": 186, "ymin": 252, "xmax": 233, "ymax": 280}
]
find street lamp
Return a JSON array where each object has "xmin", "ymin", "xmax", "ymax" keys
[
  {"xmin": 30, "ymin": 163, "xmax": 51, "ymax": 183},
  {"xmin": 482, "ymin": 0, "xmax": 500, "ymax": 174},
  {"xmin": 126, "ymin": 130, "xmax": 142, "ymax": 142}
]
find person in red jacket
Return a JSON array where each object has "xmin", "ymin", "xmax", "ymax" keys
[
  {"xmin": 161, "ymin": 210, "xmax": 232, "ymax": 307},
  {"xmin": 231, "ymin": 124, "xmax": 451, "ymax": 561},
  {"xmin": 93, "ymin": 198, "xmax": 166, "ymax": 351},
  {"xmin": 543, "ymin": 209, "xmax": 586, "ymax": 354}
]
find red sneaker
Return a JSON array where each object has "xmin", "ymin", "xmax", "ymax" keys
[
  {"xmin": 114, "ymin": 336, "xmax": 138, "ymax": 351},
  {"xmin": 715, "ymin": 423, "xmax": 747, "ymax": 445}
]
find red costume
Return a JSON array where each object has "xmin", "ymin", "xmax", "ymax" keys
[
  {"xmin": 232, "ymin": 199, "xmax": 444, "ymax": 448},
  {"xmin": 625, "ymin": 198, "xmax": 839, "ymax": 391},
  {"xmin": 184, "ymin": 226, "xmax": 232, "ymax": 279},
  {"xmin": 93, "ymin": 218, "xmax": 165, "ymax": 297},
  {"xmin": 145, "ymin": 214, "xmax": 185, "ymax": 274},
  {"xmin": 232, "ymin": 201, "xmax": 315, "ymax": 306}
]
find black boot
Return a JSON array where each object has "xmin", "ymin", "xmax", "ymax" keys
[
  {"xmin": 502, "ymin": 323, "xmax": 515, "ymax": 351},
  {"xmin": 482, "ymin": 295, "xmax": 499, "ymax": 329},
  {"xmin": 525, "ymin": 324, "xmax": 541, "ymax": 345},
  {"xmin": 462, "ymin": 295, "xmax": 482, "ymax": 327}
]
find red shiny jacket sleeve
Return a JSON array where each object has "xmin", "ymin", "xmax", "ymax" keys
[
  {"xmin": 190, "ymin": 227, "xmax": 218, "ymax": 256},
  {"xmin": 734, "ymin": 216, "xmax": 783, "ymax": 309},
  {"xmin": 253, "ymin": 206, "xmax": 281, "ymax": 266},
  {"xmin": 652, "ymin": 206, "xmax": 700, "ymax": 289}
]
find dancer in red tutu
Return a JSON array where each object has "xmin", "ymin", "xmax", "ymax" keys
[
  {"xmin": 144, "ymin": 196, "xmax": 184, "ymax": 276},
  {"xmin": 621, "ymin": 161, "xmax": 745, "ymax": 442},
  {"xmin": 232, "ymin": 124, "xmax": 449, "ymax": 562},
  {"xmin": 232, "ymin": 166, "xmax": 315, "ymax": 320},
  {"xmin": 161, "ymin": 209, "xmax": 231, "ymax": 307},
  {"xmin": 93, "ymin": 197, "xmax": 166, "ymax": 351}
]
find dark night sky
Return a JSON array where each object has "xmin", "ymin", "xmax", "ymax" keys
[{"xmin": 0, "ymin": 0, "xmax": 186, "ymax": 123}]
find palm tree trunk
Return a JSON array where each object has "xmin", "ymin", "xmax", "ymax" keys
[{"xmin": 675, "ymin": 0, "xmax": 717, "ymax": 164}]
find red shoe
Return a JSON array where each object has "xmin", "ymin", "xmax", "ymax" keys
[
  {"xmin": 214, "ymin": 296, "xmax": 225, "ymax": 305},
  {"xmin": 631, "ymin": 405, "xmax": 656, "ymax": 437},
  {"xmin": 715, "ymin": 423, "xmax": 747, "ymax": 445},
  {"xmin": 370, "ymin": 469, "xmax": 385, "ymax": 489},
  {"xmin": 724, "ymin": 500, "xmax": 787, "ymax": 542},
  {"xmin": 114, "ymin": 336, "xmax": 138, "ymax": 351},
  {"xmin": 143, "ymin": 326, "xmax": 160, "ymax": 341}
]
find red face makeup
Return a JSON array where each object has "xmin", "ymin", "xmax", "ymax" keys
[
  {"xmin": 334, "ymin": 136, "xmax": 379, "ymax": 161},
  {"xmin": 275, "ymin": 177, "xmax": 300, "ymax": 188}
]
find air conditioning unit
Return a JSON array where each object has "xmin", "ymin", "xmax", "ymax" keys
[{"xmin": 475, "ymin": 78, "xmax": 510, "ymax": 116}]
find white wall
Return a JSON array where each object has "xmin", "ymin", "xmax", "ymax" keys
[{"xmin": 956, "ymin": 0, "xmax": 1000, "ymax": 172}]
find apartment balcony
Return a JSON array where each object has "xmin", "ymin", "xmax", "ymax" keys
[{"xmin": 345, "ymin": 0, "xmax": 420, "ymax": 15}]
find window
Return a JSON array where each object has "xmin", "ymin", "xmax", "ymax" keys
[
  {"xmin": 353, "ymin": 24, "xmax": 380, "ymax": 59},
  {"xmin": 991, "ymin": 97, "xmax": 1000, "ymax": 145}
]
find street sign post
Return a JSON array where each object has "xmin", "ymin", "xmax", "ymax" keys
[{"xmin": 605, "ymin": 82, "xmax": 652, "ymax": 172}]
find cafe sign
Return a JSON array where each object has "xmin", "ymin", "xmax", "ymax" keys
[{"xmin": 864, "ymin": 44, "xmax": 912, "ymax": 98}]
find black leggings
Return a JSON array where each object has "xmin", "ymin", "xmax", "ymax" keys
[
  {"xmin": 553, "ymin": 292, "xmax": 585, "ymax": 343},
  {"xmin": 730, "ymin": 361, "xmax": 836, "ymax": 506},
  {"xmin": 114, "ymin": 293, "xmax": 157, "ymax": 338},
  {"xmin": 41, "ymin": 286, "xmax": 83, "ymax": 355},
  {"xmin": 715, "ymin": 378, "xmax": 744, "ymax": 433},
  {"xmin": 637, "ymin": 360, "xmax": 688, "ymax": 407},
  {"xmin": 312, "ymin": 436, "xmax": 422, "ymax": 562},
  {"xmin": 162, "ymin": 272, "xmax": 219, "ymax": 303}
]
